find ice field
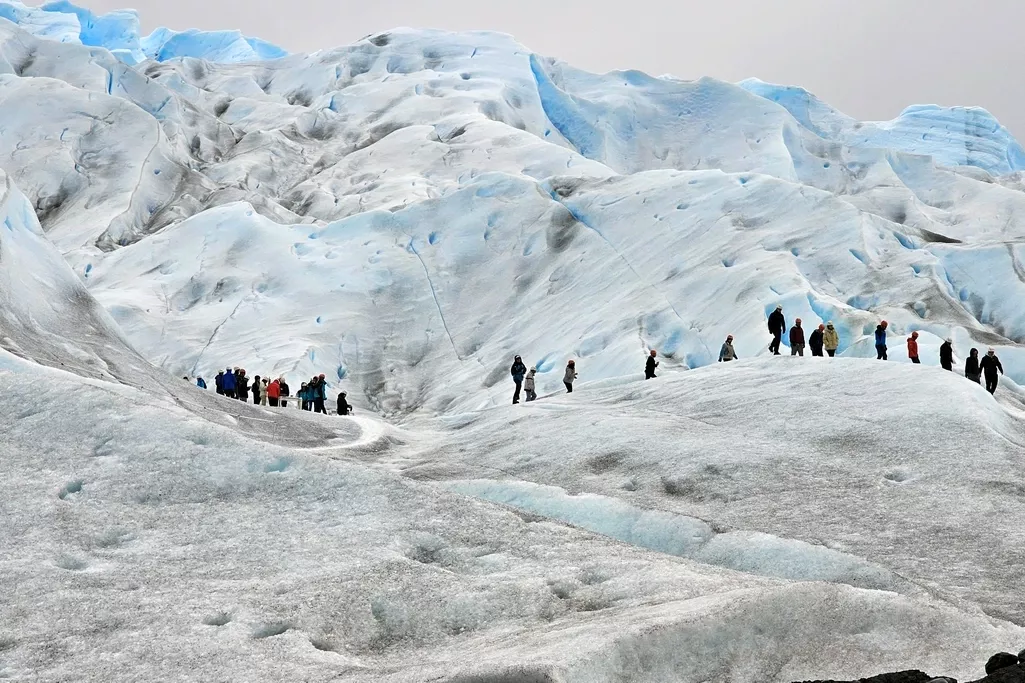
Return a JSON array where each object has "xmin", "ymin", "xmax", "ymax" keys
[{"xmin": 1, "ymin": 2, "xmax": 1025, "ymax": 681}]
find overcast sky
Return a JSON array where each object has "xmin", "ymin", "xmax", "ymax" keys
[{"xmin": 77, "ymin": 0, "xmax": 1025, "ymax": 137}]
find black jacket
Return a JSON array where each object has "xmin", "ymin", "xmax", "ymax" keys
[
  {"xmin": 768, "ymin": 310, "xmax": 786, "ymax": 335},
  {"xmin": 337, "ymin": 395, "xmax": 351, "ymax": 414},
  {"xmin": 981, "ymin": 355, "xmax": 1003, "ymax": 377},
  {"xmin": 940, "ymin": 342, "xmax": 954, "ymax": 364},
  {"xmin": 809, "ymin": 329, "xmax": 823, "ymax": 351},
  {"xmin": 279, "ymin": 381, "xmax": 290, "ymax": 397},
  {"xmin": 237, "ymin": 373, "xmax": 249, "ymax": 394},
  {"xmin": 965, "ymin": 356, "xmax": 980, "ymax": 376},
  {"xmin": 645, "ymin": 356, "xmax": 658, "ymax": 376}
]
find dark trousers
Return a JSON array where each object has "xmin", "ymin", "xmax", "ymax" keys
[
  {"xmin": 911, "ymin": 357, "xmax": 920, "ymax": 364},
  {"xmin": 269, "ymin": 397, "xmax": 278, "ymax": 407},
  {"xmin": 216, "ymin": 388, "xmax": 224, "ymax": 395},
  {"xmin": 826, "ymin": 350, "xmax": 835, "ymax": 357},
  {"xmin": 811, "ymin": 347, "xmax": 823, "ymax": 357},
  {"xmin": 564, "ymin": 382, "xmax": 573, "ymax": 393},
  {"xmin": 526, "ymin": 390, "xmax": 537, "ymax": 402},
  {"xmin": 280, "ymin": 398, "xmax": 288, "ymax": 408},
  {"xmin": 645, "ymin": 371, "xmax": 656, "ymax": 379},
  {"xmin": 769, "ymin": 332, "xmax": 782, "ymax": 355},
  {"xmin": 513, "ymin": 380, "xmax": 522, "ymax": 404},
  {"xmin": 314, "ymin": 398, "xmax": 326, "ymax": 414},
  {"xmin": 876, "ymin": 345, "xmax": 887, "ymax": 360},
  {"xmin": 253, "ymin": 394, "xmax": 260, "ymax": 404},
  {"xmin": 986, "ymin": 375, "xmax": 999, "ymax": 394},
  {"xmin": 791, "ymin": 345, "xmax": 804, "ymax": 357},
  {"xmin": 302, "ymin": 401, "xmax": 310, "ymax": 411},
  {"xmin": 941, "ymin": 361, "xmax": 953, "ymax": 371}
]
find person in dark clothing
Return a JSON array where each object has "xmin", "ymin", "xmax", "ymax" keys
[
  {"xmin": 236, "ymin": 370, "xmax": 249, "ymax": 401},
  {"xmin": 965, "ymin": 348, "xmax": 981, "ymax": 384},
  {"xmin": 645, "ymin": 350, "xmax": 659, "ymax": 378},
  {"xmin": 767, "ymin": 305, "xmax": 786, "ymax": 355},
  {"xmin": 940, "ymin": 338, "xmax": 954, "ymax": 371},
  {"xmin": 222, "ymin": 367, "xmax": 236, "ymax": 399},
  {"xmin": 809, "ymin": 324, "xmax": 825, "ymax": 357},
  {"xmin": 980, "ymin": 349, "xmax": 1004, "ymax": 395},
  {"xmin": 215, "ymin": 371, "xmax": 225, "ymax": 395},
  {"xmin": 564, "ymin": 360, "xmax": 577, "ymax": 393},
  {"xmin": 299, "ymin": 382, "xmax": 310, "ymax": 411},
  {"xmin": 279, "ymin": 379, "xmax": 290, "ymax": 408},
  {"xmin": 252, "ymin": 375, "xmax": 262, "ymax": 404},
  {"xmin": 874, "ymin": 321, "xmax": 888, "ymax": 360},
  {"xmin": 312, "ymin": 374, "xmax": 328, "ymax": 414},
  {"xmin": 337, "ymin": 391, "xmax": 352, "ymax": 415},
  {"xmin": 510, "ymin": 355, "xmax": 527, "ymax": 404},
  {"xmin": 196, "ymin": 377, "xmax": 207, "ymax": 389},
  {"xmin": 789, "ymin": 318, "xmax": 805, "ymax": 357}
]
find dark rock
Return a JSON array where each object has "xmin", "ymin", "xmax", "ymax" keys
[
  {"xmin": 987, "ymin": 655, "xmax": 1021, "ymax": 676},
  {"xmin": 794, "ymin": 670, "xmax": 935, "ymax": 683},
  {"xmin": 969, "ymin": 663, "xmax": 1025, "ymax": 683}
]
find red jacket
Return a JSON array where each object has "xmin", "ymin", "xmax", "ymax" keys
[
  {"xmin": 267, "ymin": 380, "xmax": 281, "ymax": 398},
  {"xmin": 907, "ymin": 338, "xmax": 919, "ymax": 358}
]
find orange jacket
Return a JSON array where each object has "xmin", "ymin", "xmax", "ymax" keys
[
  {"xmin": 267, "ymin": 380, "xmax": 281, "ymax": 398},
  {"xmin": 907, "ymin": 337, "xmax": 919, "ymax": 358}
]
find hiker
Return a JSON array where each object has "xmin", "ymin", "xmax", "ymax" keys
[
  {"xmin": 645, "ymin": 350, "xmax": 659, "ymax": 378},
  {"xmin": 564, "ymin": 360, "xmax": 577, "ymax": 393},
  {"xmin": 718, "ymin": 336, "xmax": 737, "ymax": 362},
  {"xmin": 965, "ymin": 348, "xmax": 981, "ymax": 384},
  {"xmin": 267, "ymin": 378, "xmax": 280, "ymax": 407},
  {"xmin": 510, "ymin": 355, "xmax": 527, "ymax": 404},
  {"xmin": 768, "ymin": 305, "xmax": 786, "ymax": 355},
  {"xmin": 823, "ymin": 322, "xmax": 839, "ymax": 357},
  {"xmin": 252, "ymin": 375, "xmax": 262, "ymax": 404},
  {"xmin": 337, "ymin": 391, "xmax": 352, "ymax": 415},
  {"xmin": 260, "ymin": 378, "xmax": 270, "ymax": 406},
  {"xmin": 809, "ymin": 324, "xmax": 825, "ymax": 357},
  {"xmin": 907, "ymin": 331, "xmax": 920, "ymax": 364},
  {"xmin": 980, "ymin": 348, "xmax": 1004, "ymax": 395},
  {"xmin": 875, "ymin": 321, "xmax": 888, "ymax": 360},
  {"xmin": 524, "ymin": 367, "xmax": 537, "ymax": 401},
  {"xmin": 279, "ymin": 378, "xmax": 290, "ymax": 408},
  {"xmin": 299, "ymin": 382, "xmax": 310, "ymax": 411},
  {"xmin": 215, "ymin": 371, "xmax": 225, "ymax": 395},
  {"xmin": 236, "ymin": 369, "xmax": 249, "ymax": 401},
  {"xmin": 940, "ymin": 338, "xmax": 954, "ymax": 371},
  {"xmin": 222, "ymin": 367, "xmax": 236, "ymax": 399},
  {"xmin": 312, "ymin": 374, "xmax": 328, "ymax": 413},
  {"xmin": 789, "ymin": 319, "xmax": 805, "ymax": 357}
]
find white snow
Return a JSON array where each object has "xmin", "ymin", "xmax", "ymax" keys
[{"xmin": 0, "ymin": 3, "xmax": 1024, "ymax": 681}]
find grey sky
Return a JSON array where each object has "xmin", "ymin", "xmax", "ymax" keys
[{"xmin": 77, "ymin": 0, "xmax": 1025, "ymax": 139}]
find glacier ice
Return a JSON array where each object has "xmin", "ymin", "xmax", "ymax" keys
[{"xmin": 0, "ymin": 5, "xmax": 1025, "ymax": 681}]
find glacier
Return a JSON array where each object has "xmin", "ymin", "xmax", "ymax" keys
[{"xmin": 1, "ymin": 3, "xmax": 1025, "ymax": 681}]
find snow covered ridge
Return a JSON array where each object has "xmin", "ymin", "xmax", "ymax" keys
[
  {"xmin": 0, "ymin": 6, "xmax": 1025, "ymax": 415},
  {"xmin": 0, "ymin": 0, "xmax": 286, "ymax": 63}
]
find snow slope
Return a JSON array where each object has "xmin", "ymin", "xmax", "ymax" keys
[
  {"xmin": 0, "ymin": 13, "xmax": 1018, "ymax": 413},
  {"xmin": 1, "ymin": 4, "xmax": 1025, "ymax": 680}
]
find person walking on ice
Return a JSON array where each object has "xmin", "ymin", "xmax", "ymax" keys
[
  {"xmin": 768, "ymin": 305, "xmax": 785, "ymax": 355},
  {"xmin": 980, "ymin": 348, "xmax": 1004, "ymax": 395},
  {"xmin": 510, "ymin": 355, "xmax": 527, "ymax": 404},
  {"xmin": 789, "ymin": 319, "xmax": 805, "ymax": 357},
  {"xmin": 907, "ymin": 331, "xmax": 920, "ymax": 364},
  {"xmin": 719, "ymin": 335, "xmax": 737, "ymax": 362},
  {"xmin": 823, "ymin": 322, "xmax": 839, "ymax": 357},
  {"xmin": 940, "ymin": 338, "xmax": 954, "ymax": 371},
  {"xmin": 809, "ymin": 324, "xmax": 825, "ymax": 357},
  {"xmin": 965, "ymin": 348, "xmax": 981, "ymax": 384},
  {"xmin": 524, "ymin": 367, "xmax": 537, "ymax": 401},
  {"xmin": 875, "ymin": 321, "xmax": 888, "ymax": 360},
  {"xmin": 645, "ymin": 350, "xmax": 659, "ymax": 378},
  {"xmin": 564, "ymin": 360, "xmax": 577, "ymax": 393}
]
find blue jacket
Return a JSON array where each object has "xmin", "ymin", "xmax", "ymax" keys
[
  {"xmin": 222, "ymin": 371, "xmax": 236, "ymax": 392},
  {"xmin": 875, "ymin": 326, "xmax": 887, "ymax": 346}
]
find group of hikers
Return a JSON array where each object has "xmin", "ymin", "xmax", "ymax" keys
[
  {"xmin": 507, "ymin": 304, "xmax": 1009, "ymax": 404},
  {"xmin": 185, "ymin": 367, "xmax": 353, "ymax": 415},
  {"xmin": 766, "ymin": 305, "xmax": 1006, "ymax": 394}
]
